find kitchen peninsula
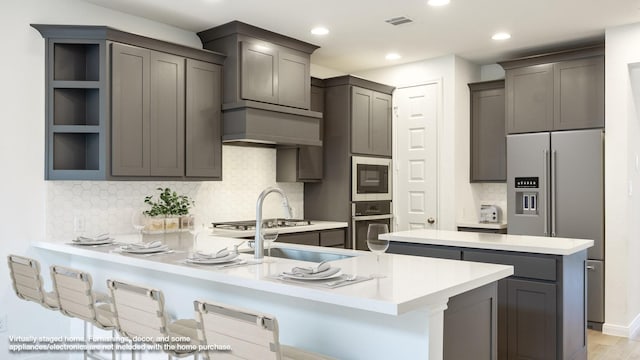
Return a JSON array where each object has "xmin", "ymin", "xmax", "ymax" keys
[
  {"xmin": 382, "ymin": 229, "xmax": 593, "ymax": 360},
  {"xmin": 32, "ymin": 235, "xmax": 512, "ymax": 360}
]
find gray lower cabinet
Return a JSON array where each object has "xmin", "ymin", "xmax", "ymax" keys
[
  {"xmin": 388, "ymin": 242, "xmax": 587, "ymax": 360},
  {"xmin": 506, "ymin": 278, "xmax": 557, "ymax": 360},
  {"xmin": 444, "ymin": 282, "xmax": 499, "ymax": 360},
  {"xmin": 500, "ymin": 44, "xmax": 604, "ymax": 134},
  {"xmin": 245, "ymin": 228, "xmax": 346, "ymax": 248},
  {"xmin": 469, "ymin": 80, "xmax": 506, "ymax": 182},
  {"xmin": 351, "ymin": 86, "xmax": 392, "ymax": 156}
]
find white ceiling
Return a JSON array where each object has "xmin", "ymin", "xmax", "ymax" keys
[{"xmin": 81, "ymin": 0, "xmax": 640, "ymax": 73}]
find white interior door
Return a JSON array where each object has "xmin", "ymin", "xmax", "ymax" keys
[{"xmin": 394, "ymin": 83, "xmax": 439, "ymax": 230}]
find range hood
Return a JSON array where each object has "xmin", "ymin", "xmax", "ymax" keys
[
  {"xmin": 222, "ymin": 100, "xmax": 322, "ymax": 146},
  {"xmin": 198, "ymin": 21, "xmax": 322, "ymax": 147}
]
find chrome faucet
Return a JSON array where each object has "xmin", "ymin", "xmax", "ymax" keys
[{"xmin": 254, "ymin": 186, "xmax": 293, "ymax": 262}]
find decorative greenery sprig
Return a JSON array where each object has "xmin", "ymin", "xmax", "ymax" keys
[{"xmin": 143, "ymin": 187, "xmax": 194, "ymax": 216}]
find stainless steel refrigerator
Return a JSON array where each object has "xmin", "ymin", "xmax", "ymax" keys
[{"xmin": 507, "ymin": 129, "xmax": 604, "ymax": 327}]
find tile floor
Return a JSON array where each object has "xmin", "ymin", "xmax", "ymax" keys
[{"xmin": 589, "ymin": 329, "xmax": 640, "ymax": 359}]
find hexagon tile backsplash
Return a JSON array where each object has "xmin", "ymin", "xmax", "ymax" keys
[{"xmin": 45, "ymin": 146, "xmax": 303, "ymax": 240}]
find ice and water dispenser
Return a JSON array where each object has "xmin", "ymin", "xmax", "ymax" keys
[{"xmin": 515, "ymin": 177, "xmax": 539, "ymax": 215}]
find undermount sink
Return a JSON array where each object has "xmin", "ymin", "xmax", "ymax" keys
[{"xmin": 240, "ymin": 247, "xmax": 354, "ymax": 263}]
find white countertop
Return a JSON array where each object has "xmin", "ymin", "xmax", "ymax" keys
[
  {"xmin": 457, "ymin": 222, "xmax": 508, "ymax": 230},
  {"xmin": 210, "ymin": 220, "xmax": 348, "ymax": 238},
  {"xmin": 33, "ymin": 235, "xmax": 512, "ymax": 316},
  {"xmin": 380, "ymin": 229, "xmax": 593, "ymax": 256}
]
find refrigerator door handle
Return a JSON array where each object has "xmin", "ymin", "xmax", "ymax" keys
[
  {"xmin": 544, "ymin": 149, "xmax": 549, "ymax": 236},
  {"xmin": 551, "ymin": 149, "xmax": 557, "ymax": 237}
]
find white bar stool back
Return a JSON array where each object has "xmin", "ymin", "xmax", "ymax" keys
[
  {"xmin": 107, "ymin": 279, "xmax": 200, "ymax": 359},
  {"xmin": 194, "ymin": 300, "xmax": 336, "ymax": 360},
  {"xmin": 7, "ymin": 254, "xmax": 59, "ymax": 310},
  {"xmin": 50, "ymin": 265, "xmax": 117, "ymax": 360}
]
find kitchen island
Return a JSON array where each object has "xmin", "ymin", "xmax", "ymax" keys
[
  {"xmin": 381, "ymin": 229, "xmax": 593, "ymax": 360},
  {"xmin": 32, "ymin": 235, "xmax": 512, "ymax": 360}
]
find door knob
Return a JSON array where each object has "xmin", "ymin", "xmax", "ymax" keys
[{"xmin": 427, "ymin": 217, "xmax": 435, "ymax": 224}]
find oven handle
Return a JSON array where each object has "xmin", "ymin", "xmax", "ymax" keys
[
  {"xmin": 351, "ymin": 214, "xmax": 394, "ymax": 250},
  {"xmin": 352, "ymin": 214, "xmax": 394, "ymax": 221}
]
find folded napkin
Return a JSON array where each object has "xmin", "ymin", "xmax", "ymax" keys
[
  {"xmin": 283, "ymin": 266, "xmax": 341, "ymax": 279},
  {"xmin": 74, "ymin": 233, "xmax": 110, "ymax": 242},
  {"xmin": 194, "ymin": 248, "xmax": 230, "ymax": 259},
  {"xmin": 124, "ymin": 241, "xmax": 163, "ymax": 249},
  {"xmin": 291, "ymin": 261, "xmax": 330, "ymax": 275}
]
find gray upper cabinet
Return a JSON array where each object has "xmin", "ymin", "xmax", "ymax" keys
[
  {"xmin": 469, "ymin": 80, "xmax": 506, "ymax": 182},
  {"xmin": 351, "ymin": 86, "xmax": 392, "ymax": 156},
  {"xmin": 33, "ymin": 24, "xmax": 225, "ymax": 180},
  {"xmin": 500, "ymin": 44, "xmax": 605, "ymax": 134},
  {"xmin": 185, "ymin": 59, "xmax": 223, "ymax": 179},
  {"xmin": 505, "ymin": 64, "xmax": 554, "ymax": 134},
  {"xmin": 240, "ymin": 41, "xmax": 278, "ymax": 105},
  {"xmin": 239, "ymin": 41, "xmax": 310, "ymax": 109},
  {"xmin": 111, "ymin": 43, "xmax": 151, "ymax": 176},
  {"xmin": 199, "ymin": 21, "xmax": 315, "ymax": 110},
  {"xmin": 112, "ymin": 44, "xmax": 185, "ymax": 177},
  {"xmin": 553, "ymin": 56, "xmax": 605, "ymax": 130}
]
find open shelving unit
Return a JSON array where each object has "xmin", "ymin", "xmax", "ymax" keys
[{"xmin": 45, "ymin": 39, "xmax": 107, "ymax": 179}]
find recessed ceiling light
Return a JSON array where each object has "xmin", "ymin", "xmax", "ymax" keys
[
  {"xmin": 492, "ymin": 32, "xmax": 511, "ymax": 41},
  {"xmin": 428, "ymin": 0, "xmax": 450, "ymax": 6},
  {"xmin": 311, "ymin": 27, "xmax": 329, "ymax": 36},
  {"xmin": 385, "ymin": 53, "xmax": 402, "ymax": 61}
]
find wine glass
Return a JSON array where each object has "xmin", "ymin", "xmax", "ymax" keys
[
  {"xmin": 187, "ymin": 213, "xmax": 204, "ymax": 255},
  {"xmin": 131, "ymin": 210, "xmax": 147, "ymax": 243},
  {"xmin": 261, "ymin": 225, "xmax": 279, "ymax": 261},
  {"xmin": 367, "ymin": 223, "xmax": 390, "ymax": 278}
]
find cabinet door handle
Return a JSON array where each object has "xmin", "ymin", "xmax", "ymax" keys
[
  {"xmin": 586, "ymin": 265, "xmax": 595, "ymax": 271},
  {"xmin": 427, "ymin": 217, "xmax": 435, "ymax": 224}
]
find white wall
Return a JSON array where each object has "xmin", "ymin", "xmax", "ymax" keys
[
  {"xmin": 0, "ymin": 1, "xmax": 302, "ymax": 358},
  {"xmin": 602, "ymin": 22, "xmax": 640, "ymax": 337},
  {"xmin": 353, "ymin": 55, "xmax": 481, "ymax": 230}
]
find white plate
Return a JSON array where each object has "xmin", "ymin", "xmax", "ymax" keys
[
  {"xmin": 280, "ymin": 269, "xmax": 343, "ymax": 281},
  {"xmin": 72, "ymin": 238, "xmax": 114, "ymax": 246},
  {"xmin": 186, "ymin": 253, "xmax": 239, "ymax": 264},
  {"xmin": 120, "ymin": 245, "xmax": 169, "ymax": 254}
]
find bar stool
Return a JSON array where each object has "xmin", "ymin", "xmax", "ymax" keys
[
  {"xmin": 7, "ymin": 254, "xmax": 59, "ymax": 310},
  {"xmin": 107, "ymin": 279, "xmax": 200, "ymax": 359},
  {"xmin": 194, "ymin": 300, "xmax": 336, "ymax": 360},
  {"xmin": 50, "ymin": 265, "xmax": 117, "ymax": 360}
]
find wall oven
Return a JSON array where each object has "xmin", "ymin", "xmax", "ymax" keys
[
  {"xmin": 351, "ymin": 201, "xmax": 393, "ymax": 250},
  {"xmin": 351, "ymin": 156, "xmax": 392, "ymax": 202}
]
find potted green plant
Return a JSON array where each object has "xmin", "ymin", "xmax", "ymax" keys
[{"xmin": 143, "ymin": 187, "xmax": 194, "ymax": 232}]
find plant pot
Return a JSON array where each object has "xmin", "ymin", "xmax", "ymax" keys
[
  {"xmin": 145, "ymin": 217, "xmax": 165, "ymax": 232},
  {"xmin": 164, "ymin": 216, "xmax": 180, "ymax": 233},
  {"xmin": 180, "ymin": 215, "xmax": 194, "ymax": 230}
]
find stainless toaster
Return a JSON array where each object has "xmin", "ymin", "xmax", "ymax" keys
[{"xmin": 479, "ymin": 205, "xmax": 501, "ymax": 223}]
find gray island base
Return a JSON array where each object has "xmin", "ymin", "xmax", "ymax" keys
[{"xmin": 383, "ymin": 229, "xmax": 593, "ymax": 360}]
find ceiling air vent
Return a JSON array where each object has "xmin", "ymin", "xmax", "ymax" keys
[{"xmin": 385, "ymin": 16, "xmax": 413, "ymax": 26}]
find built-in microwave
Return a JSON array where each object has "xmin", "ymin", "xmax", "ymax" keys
[{"xmin": 351, "ymin": 156, "xmax": 392, "ymax": 201}]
